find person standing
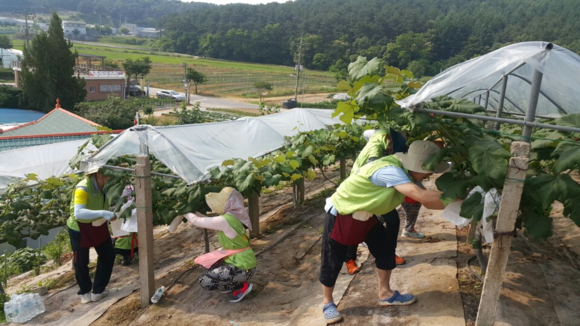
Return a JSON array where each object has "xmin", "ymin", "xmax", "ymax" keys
[
  {"xmin": 320, "ymin": 141, "xmax": 451, "ymax": 324},
  {"xmin": 344, "ymin": 128, "xmax": 409, "ymax": 275},
  {"xmin": 67, "ymin": 167, "xmax": 116, "ymax": 304}
]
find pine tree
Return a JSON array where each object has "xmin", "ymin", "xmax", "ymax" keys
[{"xmin": 19, "ymin": 12, "xmax": 86, "ymax": 112}]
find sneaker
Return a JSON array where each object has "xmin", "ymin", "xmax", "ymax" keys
[
  {"xmin": 80, "ymin": 293, "xmax": 92, "ymax": 304},
  {"xmin": 401, "ymin": 229, "xmax": 425, "ymax": 238},
  {"xmin": 345, "ymin": 259, "xmax": 360, "ymax": 275},
  {"xmin": 91, "ymin": 289, "xmax": 109, "ymax": 302},
  {"xmin": 229, "ymin": 282, "xmax": 253, "ymax": 303},
  {"xmin": 395, "ymin": 255, "xmax": 406, "ymax": 265},
  {"xmin": 377, "ymin": 290, "xmax": 416, "ymax": 306}
]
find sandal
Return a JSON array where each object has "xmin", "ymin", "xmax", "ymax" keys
[
  {"xmin": 323, "ymin": 302, "xmax": 343, "ymax": 324},
  {"xmin": 377, "ymin": 290, "xmax": 416, "ymax": 306}
]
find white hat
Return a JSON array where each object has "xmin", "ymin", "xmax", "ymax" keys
[
  {"xmin": 363, "ymin": 129, "xmax": 377, "ymax": 141},
  {"xmin": 395, "ymin": 141, "xmax": 449, "ymax": 174}
]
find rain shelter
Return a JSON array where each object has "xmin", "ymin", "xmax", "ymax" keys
[
  {"xmin": 0, "ymin": 109, "xmax": 341, "ymax": 190},
  {"xmin": 0, "ymin": 139, "xmax": 96, "ymax": 193},
  {"xmin": 397, "ymin": 42, "xmax": 580, "ymax": 123}
]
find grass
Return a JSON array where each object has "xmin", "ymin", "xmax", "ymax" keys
[{"xmin": 11, "ymin": 39, "xmax": 338, "ymax": 97}]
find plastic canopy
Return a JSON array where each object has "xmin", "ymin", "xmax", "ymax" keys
[
  {"xmin": 85, "ymin": 109, "xmax": 342, "ymax": 184},
  {"xmin": 0, "ymin": 138, "xmax": 95, "ymax": 193},
  {"xmin": 397, "ymin": 42, "xmax": 580, "ymax": 117}
]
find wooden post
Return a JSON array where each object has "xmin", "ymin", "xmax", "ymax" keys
[
  {"xmin": 203, "ymin": 229, "xmax": 210, "ymax": 253},
  {"xmin": 297, "ymin": 177, "xmax": 305, "ymax": 204},
  {"xmin": 467, "ymin": 219, "xmax": 478, "ymax": 244},
  {"xmin": 475, "ymin": 141, "xmax": 530, "ymax": 326},
  {"xmin": 340, "ymin": 157, "xmax": 346, "ymax": 180},
  {"xmin": 248, "ymin": 191, "xmax": 260, "ymax": 238},
  {"xmin": 135, "ymin": 154, "xmax": 155, "ymax": 308}
]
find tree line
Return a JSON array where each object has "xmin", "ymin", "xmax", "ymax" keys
[{"xmin": 156, "ymin": 0, "xmax": 580, "ymax": 77}]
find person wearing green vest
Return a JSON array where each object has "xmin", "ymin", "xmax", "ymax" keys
[
  {"xmin": 67, "ymin": 167, "xmax": 117, "ymax": 304},
  {"xmin": 345, "ymin": 129, "xmax": 408, "ymax": 275},
  {"xmin": 320, "ymin": 141, "xmax": 451, "ymax": 324},
  {"xmin": 169, "ymin": 187, "xmax": 256, "ymax": 303}
]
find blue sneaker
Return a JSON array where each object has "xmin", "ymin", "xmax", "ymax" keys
[
  {"xmin": 229, "ymin": 282, "xmax": 253, "ymax": 303},
  {"xmin": 377, "ymin": 290, "xmax": 416, "ymax": 306}
]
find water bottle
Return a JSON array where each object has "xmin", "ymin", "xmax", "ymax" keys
[{"xmin": 150, "ymin": 286, "xmax": 165, "ymax": 304}]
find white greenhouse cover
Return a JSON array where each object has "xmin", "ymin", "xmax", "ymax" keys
[
  {"xmin": 85, "ymin": 109, "xmax": 342, "ymax": 184},
  {"xmin": 397, "ymin": 42, "xmax": 580, "ymax": 117},
  {"xmin": 0, "ymin": 139, "xmax": 96, "ymax": 193}
]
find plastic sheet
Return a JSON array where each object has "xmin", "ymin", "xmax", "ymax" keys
[{"xmin": 397, "ymin": 42, "xmax": 580, "ymax": 117}]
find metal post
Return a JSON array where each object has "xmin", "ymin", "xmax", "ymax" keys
[
  {"xmin": 521, "ymin": 69, "xmax": 544, "ymax": 142},
  {"xmin": 135, "ymin": 145, "xmax": 155, "ymax": 307},
  {"xmin": 484, "ymin": 91, "xmax": 490, "ymax": 110},
  {"xmin": 478, "ymin": 95, "xmax": 482, "ymax": 105},
  {"xmin": 494, "ymin": 76, "xmax": 508, "ymax": 130}
]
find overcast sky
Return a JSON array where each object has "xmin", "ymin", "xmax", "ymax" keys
[{"xmin": 182, "ymin": 0, "xmax": 292, "ymax": 5}]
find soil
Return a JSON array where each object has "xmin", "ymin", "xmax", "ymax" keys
[{"xmin": 5, "ymin": 163, "xmax": 580, "ymax": 325}]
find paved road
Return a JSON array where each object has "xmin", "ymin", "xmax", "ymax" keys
[{"xmin": 147, "ymin": 86, "xmax": 259, "ymax": 109}]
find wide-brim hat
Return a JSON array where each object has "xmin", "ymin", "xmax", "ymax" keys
[
  {"xmin": 395, "ymin": 140, "xmax": 449, "ymax": 174},
  {"xmin": 205, "ymin": 187, "xmax": 235, "ymax": 214}
]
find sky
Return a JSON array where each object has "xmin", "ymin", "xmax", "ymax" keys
[{"xmin": 182, "ymin": 0, "xmax": 292, "ymax": 5}]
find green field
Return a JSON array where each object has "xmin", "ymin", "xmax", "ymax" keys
[{"xmin": 11, "ymin": 39, "xmax": 337, "ymax": 96}]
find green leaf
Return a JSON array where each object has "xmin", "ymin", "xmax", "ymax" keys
[
  {"xmin": 274, "ymin": 154, "xmax": 286, "ymax": 163},
  {"xmin": 264, "ymin": 174, "xmax": 282, "ymax": 187},
  {"xmin": 554, "ymin": 113, "xmax": 580, "ymax": 128},
  {"xmin": 553, "ymin": 146, "xmax": 580, "ymax": 174},
  {"xmin": 522, "ymin": 206, "xmax": 552, "ymax": 240},
  {"xmin": 304, "ymin": 170, "xmax": 317, "ymax": 181},
  {"xmin": 308, "ymin": 155, "xmax": 318, "ymax": 165},
  {"xmin": 332, "ymin": 101, "xmax": 355, "ymax": 125},
  {"xmin": 222, "ymin": 159, "xmax": 235, "ymax": 166},
  {"xmin": 435, "ymin": 173, "xmax": 470, "ymax": 206},
  {"xmin": 525, "ymin": 174, "xmax": 580, "ymax": 211},
  {"xmin": 289, "ymin": 160, "xmax": 300, "ymax": 170},
  {"xmin": 238, "ymin": 173, "xmax": 255, "ymax": 194},
  {"xmin": 286, "ymin": 151, "xmax": 296, "ymax": 158},
  {"xmin": 442, "ymin": 98, "xmax": 485, "ymax": 114},
  {"xmin": 563, "ymin": 198, "xmax": 580, "ymax": 227},
  {"xmin": 348, "ymin": 56, "xmax": 381, "ymax": 82},
  {"xmin": 460, "ymin": 192, "xmax": 484, "ymax": 221},
  {"xmin": 25, "ymin": 173, "xmax": 39, "ymax": 181},
  {"xmin": 337, "ymin": 80, "xmax": 352, "ymax": 92},
  {"xmin": 291, "ymin": 173, "xmax": 303, "ymax": 182},
  {"xmin": 467, "ymin": 137, "xmax": 511, "ymax": 180}
]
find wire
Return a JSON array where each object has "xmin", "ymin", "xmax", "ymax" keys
[{"xmin": 467, "ymin": 255, "xmax": 484, "ymax": 282}]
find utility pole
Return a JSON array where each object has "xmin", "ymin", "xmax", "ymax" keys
[
  {"xmin": 13, "ymin": 10, "xmax": 36, "ymax": 48},
  {"xmin": 294, "ymin": 35, "xmax": 303, "ymax": 102}
]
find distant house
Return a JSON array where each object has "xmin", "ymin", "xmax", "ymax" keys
[
  {"xmin": 0, "ymin": 48, "xmax": 22, "ymax": 69},
  {"xmin": 0, "ymin": 100, "xmax": 106, "ymax": 152},
  {"xmin": 84, "ymin": 70, "xmax": 127, "ymax": 101},
  {"xmin": 137, "ymin": 27, "xmax": 160, "ymax": 38},
  {"xmin": 121, "ymin": 23, "xmax": 138, "ymax": 35},
  {"xmin": 62, "ymin": 21, "xmax": 87, "ymax": 37}
]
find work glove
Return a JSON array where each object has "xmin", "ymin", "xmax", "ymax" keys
[{"xmin": 102, "ymin": 211, "xmax": 116, "ymax": 221}]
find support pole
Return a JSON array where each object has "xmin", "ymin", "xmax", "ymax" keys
[
  {"xmin": 494, "ymin": 76, "xmax": 508, "ymax": 130},
  {"xmin": 248, "ymin": 191, "xmax": 260, "ymax": 238},
  {"xmin": 135, "ymin": 154, "xmax": 155, "ymax": 308},
  {"xmin": 340, "ymin": 157, "xmax": 346, "ymax": 180},
  {"xmin": 484, "ymin": 91, "xmax": 490, "ymax": 110},
  {"xmin": 522, "ymin": 69, "xmax": 544, "ymax": 142},
  {"xmin": 475, "ymin": 141, "xmax": 530, "ymax": 326},
  {"xmin": 466, "ymin": 219, "xmax": 478, "ymax": 244}
]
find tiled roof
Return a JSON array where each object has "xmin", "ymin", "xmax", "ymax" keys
[
  {"xmin": 0, "ymin": 100, "xmax": 103, "ymax": 152},
  {"xmin": 0, "ymin": 107, "xmax": 100, "ymax": 137},
  {"xmin": 0, "ymin": 135, "xmax": 90, "ymax": 152}
]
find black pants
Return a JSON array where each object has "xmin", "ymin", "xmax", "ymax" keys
[
  {"xmin": 115, "ymin": 247, "xmax": 139, "ymax": 259},
  {"xmin": 344, "ymin": 210, "xmax": 400, "ymax": 262},
  {"xmin": 320, "ymin": 209, "xmax": 399, "ymax": 288},
  {"xmin": 69, "ymin": 228, "xmax": 115, "ymax": 295}
]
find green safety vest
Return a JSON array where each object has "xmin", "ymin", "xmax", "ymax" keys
[
  {"xmin": 67, "ymin": 177, "xmax": 107, "ymax": 232},
  {"xmin": 351, "ymin": 130, "xmax": 389, "ymax": 176},
  {"xmin": 115, "ymin": 233, "xmax": 136, "ymax": 250},
  {"xmin": 332, "ymin": 155, "xmax": 409, "ymax": 216},
  {"xmin": 219, "ymin": 213, "xmax": 257, "ymax": 270}
]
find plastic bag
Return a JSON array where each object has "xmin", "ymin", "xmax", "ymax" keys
[
  {"xmin": 4, "ymin": 293, "xmax": 45, "ymax": 323},
  {"xmin": 121, "ymin": 208, "xmax": 138, "ymax": 233},
  {"xmin": 441, "ymin": 201, "xmax": 471, "ymax": 227}
]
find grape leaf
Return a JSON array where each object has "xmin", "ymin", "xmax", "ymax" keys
[
  {"xmin": 435, "ymin": 173, "xmax": 470, "ymax": 206},
  {"xmin": 460, "ymin": 192, "xmax": 484, "ymax": 221},
  {"xmin": 554, "ymin": 113, "xmax": 580, "ymax": 128},
  {"xmin": 553, "ymin": 146, "xmax": 580, "ymax": 174},
  {"xmin": 522, "ymin": 206, "xmax": 553, "ymax": 240},
  {"xmin": 467, "ymin": 137, "xmax": 511, "ymax": 180},
  {"xmin": 348, "ymin": 56, "xmax": 380, "ymax": 82}
]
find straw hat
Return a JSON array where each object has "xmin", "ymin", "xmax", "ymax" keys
[
  {"xmin": 205, "ymin": 187, "xmax": 235, "ymax": 214},
  {"xmin": 395, "ymin": 141, "xmax": 449, "ymax": 174}
]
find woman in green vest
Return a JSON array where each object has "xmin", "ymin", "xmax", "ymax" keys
[
  {"xmin": 320, "ymin": 141, "xmax": 451, "ymax": 324},
  {"xmin": 68, "ymin": 167, "xmax": 116, "ymax": 304},
  {"xmin": 170, "ymin": 187, "xmax": 256, "ymax": 303}
]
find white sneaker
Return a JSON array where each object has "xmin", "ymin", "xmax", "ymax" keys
[
  {"xmin": 80, "ymin": 293, "xmax": 92, "ymax": 304},
  {"xmin": 91, "ymin": 289, "xmax": 109, "ymax": 302},
  {"xmin": 168, "ymin": 215, "xmax": 184, "ymax": 233}
]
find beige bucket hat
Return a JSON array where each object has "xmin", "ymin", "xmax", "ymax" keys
[
  {"xmin": 395, "ymin": 140, "xmax": 449, "ymax": 174},
  {"xmin": 206, "ymin": 187, "xmax": 252, "ymax": 230}
]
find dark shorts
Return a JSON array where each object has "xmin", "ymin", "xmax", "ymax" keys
[{"xmin": 319, "ymin": 209, "xmax": 399, "ymax": 287}]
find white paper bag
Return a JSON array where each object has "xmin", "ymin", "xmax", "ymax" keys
[
  {"xmin": 441, "ymin": 200, "xmax": 471, "ymax": 227},
  {"xmin": 111, "ymin": 218, "xmax": 129, "ymax": 237},
  {"xmin": 121, "ymin": 208, "xmax": 138, "ymax": 233}
]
